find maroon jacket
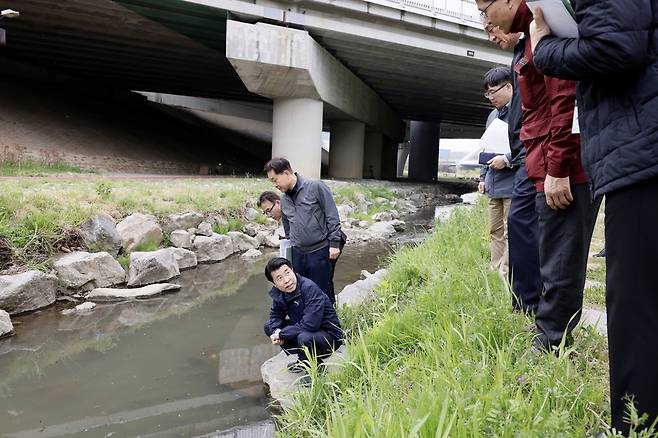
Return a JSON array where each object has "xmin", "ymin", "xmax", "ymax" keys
[{"xmin": 510, "ymin": 1, "xmax": 588, "ymax": 192}]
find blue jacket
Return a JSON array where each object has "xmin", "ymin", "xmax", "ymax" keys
[
  {"xmin": 264, "ymin": 275, "xmax": 343, "ymax": 342},
  {"xmin": 533, "ymin": 0, "xmax": 658, "ymax": 197},
  {"xmin": 480, "ymin": 108, "xmax": 515, "ymax": 198}
]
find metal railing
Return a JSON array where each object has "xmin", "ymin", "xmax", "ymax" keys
[{"xmin": 366, "ymin": 0, "xmax": 482, "ymax": 28}]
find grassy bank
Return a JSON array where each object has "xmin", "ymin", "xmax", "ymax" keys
[
  {"xmin": 0, "ymin": 160, "xmax": 86, "ymax": 176},
  {"xmin": 0, "ymin": 176, "xmax": 401, "ymax": 272},
  {"xmin": 278, "ymin": 202, "xmax": 613, "ymax": 437}
]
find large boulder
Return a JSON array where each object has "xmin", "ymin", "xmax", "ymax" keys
[
  {"xmin": 162, "ymin": 212, "xmax": 204, "ymax": 234},
  {"xmin": 337, "ymin": 269, "xmax": 388, "ymax": 307},
  {"xmin": 79, "ymin": 213, "xmax": 122, "ymax": 256},
  {"xmin": 170, "ymin": 230, "xmax": 193, "ymax": 249},
  {"xmin": 245, "ymin": 208, "xmax": 258, "ymax": 222},
  {"xmin": 54, "ymin": 251, "xmax": 126, "ymax": 292},
  {"xmin": 87, "ymin": 283, "xmax": 181, "ymax": 302},
  {"xmin": 0, "ymin": 270, "xmax": 58, "ymax": 314},
  {"xmin": 127, "ymin": 249, "xmax": 180, "ymax": 287},
  {"xmin": 0, "ymin": 310, "xmax": 13, "ymax": 338},
  {"xmin": 116, "ymin": 213, "xmax": 163, "ymax": 253},
  {"xmin": 193, "ymin": 233, "xmax": 235, "ymax": 263},
  {"xmin": 228, "ymin": 231, "xmax": 259, "ymax": 251},
  {"xmin": 164, "ymin": 247, "xmax": 197, "ymax": 270}
]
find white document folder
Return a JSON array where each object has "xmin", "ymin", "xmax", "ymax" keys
[
  {"xmin": 526, "ymin": 0, "xmax": 578, "ymax": 38},
  {"xmin": 479, "ymin": 118, "xmax": 511, "ymax": 154}
]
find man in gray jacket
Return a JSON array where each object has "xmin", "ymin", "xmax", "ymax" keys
[{"xmin": 264, "ymin": 157, "xmax": 345, "ymax": 304}]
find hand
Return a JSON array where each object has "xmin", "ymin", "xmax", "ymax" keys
[
  {"xmin": 488, "ymin": 156, "xmax": 507, "ymax": 170},
  {"xmin": 478, "ymin": 182, "xmax": 486, "ymax": 194},
  {"xmin": 530, "ymin": 6, "xmax": 552, "ymax": 53},
  {"xmin": 544, "ymin": 175, "xmax": 573, "ymax": 210},
  {"xmin": 270, "ymin": 329, "xmax": 284, "ymax": 345},
  {"xmin": 329, "ymin": 247, "xmax": 341, "ymax": 260}
]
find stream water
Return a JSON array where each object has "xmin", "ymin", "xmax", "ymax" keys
[{"xmin": 0, "ymin": 208, "xmax": 436, "ymax": 438}]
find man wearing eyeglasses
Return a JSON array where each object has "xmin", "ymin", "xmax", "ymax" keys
[
  {"xmin": 475, "ymin": 0, "xmax": 601, "ymax": 354},
  {"xmin": 258, "ymin": 191, "xmax": 282, "ymax": 221},
  {"xmin": 479, "ymin": 67, "xmax": 516, "ymax": 276}
]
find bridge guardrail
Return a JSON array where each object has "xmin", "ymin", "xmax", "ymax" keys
[{"xmin": 365, "ymin": 0, "xmax": 483, "ymax": 28}]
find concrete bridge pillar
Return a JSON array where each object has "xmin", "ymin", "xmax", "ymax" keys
[
  {"xmin": 273, "ymin": 98, "xmax": 324, "ymax": 178},
  {"xmin": 408, "ymin": 121, "xmax": 440, "ymax": 182},
  {"xmin": 397, "ymin": 143, "xmax": 410, "ymax": 178},
  {"xmin": 363, "ymin": 130, "xmax": 383, "ymax": 179},
  {"xmin": 381, "ymin": 136, "xmax": 399, "ymax": 180},
  {"xmin": 329, "ymin": 121, "xmax": 365, "ymax": 179}
]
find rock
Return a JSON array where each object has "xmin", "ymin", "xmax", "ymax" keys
[
  {"xmin": 337, "ymin": 204, "xmax": 354, "ymax": 222},
  {"xmin": 337, "ymin": 269, "xmax": 388, "ymax": 307},
  {"xmin": 207, "ymin": 214, "xmax": 229, "ymax": 228},
  {"xmin": 164, "ymin": 247, "xmax": 197, "ymax": 270},
  {"xmin": 358, "ymin": 220, "xmax": 369, "ymax": 229},
  {"xmin": 243, "ymin": 223, "xmax": 260, "ymax": 237},
  {"xmin": 162, "ymin": 212, "xmax": 204, "ymax": 233},
  {"xmin": 275, "ymin": 226, "xmax": 286, "ymax": 239},
  {"xmin": 73, "ymin": 302, "xmax": 96, "ymax": 313},
  {"xmin": 368, "ymin": 221, "xmax": 396, "ymax": 238},
  {"xmin": 372, "ymin": 211, "xmax": 393, "ymax": 222},
  {"xmin": 461, "ymin": 192, "xmax": 479, "ymax": 205},
  {"xmin": 390, "ymin": 219, "xmax": 406, "ymax": 232},
  {"xmin": 0, "ymin": 271, "xmax": 58, "ymax": 315},
  {"xmin": 228, "ymin": 231, "xmax": 259, "ymax": 251},
  {"xmin": 196, "ymin": 222, "xmax": 214, "ymax": 237},
  {"xmin": 79, "ymin": 213, "xmax": 122, "ymax": 256},
  {"xmin": 389, "ymin": 210, "xmax": 400, "ymax": 219},
  {"xmin": 245, "ymin": 208, "xmax": 259, "ymax": 222},
  {"xmin": 356, "ymin": 192, "xmax": 368, "ymax": 212},
  {"xmin": 445, "ymin": 194, "xmax": 463, "ymax": 204},
  {"xmin": 87, "ymin": 283, "xmax": 181, "ymax": 301},
  {"xmin": 187, "ymin": 227, "xmax": 197, "ymax": 235},
  {"xmin": 127, "ymin": 249, "xmax": 180, "ymax": 287},
  {"xmin": 170, "ymin": 230, "xmax": 192, "ymax": 249},
  {"xmin": 116, "ymin": 213, "xmax": 163, "ymax": 253},
  {"xmin": 261, "ymin": 345, "xmax": 348, "ymax": 410},
  {"xmin": 360, "ymin": 270, "xmax": 372, "ymax": 279},
  {"xmin": 240, "ymin": 249, "xmax": 263, "ymax": 260},
  {"xmin": 375, "ymin": 197, "xmax": 389, "ymax": 205},
  {"xmin": 193, "ymin": 233, "xmax": 235, "ymax": 263},
  {"xmin": 0, "ymin": 310, "xmax": 14, "ymax": 338},
  {"xmin": 54, "ymin": 252, "xmax": 126, "ymax": 292},
  {"xmin": 256, "ymin": 231, "xmax": 280, "ymax": 248}
]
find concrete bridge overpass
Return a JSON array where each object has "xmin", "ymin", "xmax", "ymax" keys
[{"xmin": 0, "ymin": 0, "xmax": 509, "ymax": 179}]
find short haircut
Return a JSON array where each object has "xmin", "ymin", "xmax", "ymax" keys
[
  {"xmin": 483, "ymin": 66, "xmax": 512, "ymax": 90},
  {"xmin": 264, "ymin": 157, "xmax": 292, "ymax": 174},
  {"xmin": 258, "ymin": 191, "xmax": 280, "ymax": 207},
  {"xmin": 264, "ymin": 257, "xmax": 293, "ymax": 282}
]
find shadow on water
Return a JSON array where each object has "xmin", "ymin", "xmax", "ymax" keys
[{"xmin": 0, "ymin": 207, "xmax": 439, "ymax": 437}]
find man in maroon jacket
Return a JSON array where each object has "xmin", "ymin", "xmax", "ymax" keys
[{"xmin": 475, "ymin": 0, "xmax": 601, "ymax": 352}]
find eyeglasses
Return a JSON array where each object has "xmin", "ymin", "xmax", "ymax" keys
[
  {"xmin": 263, "ymin": 203, "xmax": 276, "ymax": 216},
  {"xmin": 480, "ymin": 0, "xmax": 497, "ymax": 19},
  {"xmin": 484, "ymin": 82, "xmax": 509, "ymax": 99}
]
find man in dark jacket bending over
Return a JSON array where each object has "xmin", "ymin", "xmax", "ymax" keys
[
  {"xmin": 530, "ymin": 0, "xmax": 658, "ymax": 433},
  {"xmin": 263, "ymin": 257, "xmax": 343, "ymax": 371}
]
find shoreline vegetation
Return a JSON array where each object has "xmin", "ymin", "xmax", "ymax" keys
[
  {"xmin": 277, "ymin": 202, "xmax": 618, "ymax": 437},
  {"xmin": 0, "ymin": 164, "xmax": 427, "ymax": 274}
]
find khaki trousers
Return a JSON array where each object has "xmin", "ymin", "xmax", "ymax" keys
[{"xmin": 488, "ymin": 197, "xmax": 512, "ymax": 273}]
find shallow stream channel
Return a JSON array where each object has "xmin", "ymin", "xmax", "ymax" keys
[{"xmin": 0, "ymin": 207, "xmax": 437, "ymax": 438}]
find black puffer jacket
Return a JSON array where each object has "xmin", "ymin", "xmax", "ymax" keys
[{"xmin": 533, "ymin": 0, "xmax": 658, "ymax": 197}]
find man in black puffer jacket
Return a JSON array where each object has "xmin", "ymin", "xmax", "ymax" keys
[{"xmin": 530, "ymin": 1, "xmax": 658, "ymax": 433}]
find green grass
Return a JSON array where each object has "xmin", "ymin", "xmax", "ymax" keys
[
  {"xmin": 277, "ymin": 202, "xmax": 613, "ymax": 437},
  {"xmin": 131, "ymin": 240, "xmax": 160, "ymax": 253},
  {"xmin": 213, "ymin": 217, "xmax": 244, "ymax": 235},
  {"xmin": 0, "ymin": 160, "xmax": 86, "ymax": 176}
]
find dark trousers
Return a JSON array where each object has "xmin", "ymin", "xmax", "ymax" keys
[
  {"xmin": 507, "ymin": 164, "xmax": 542, "ymax": 313},
  {"xmin": 265, "ymin": 325, "xmax": 341, "ymax": 363},
  {"xmin": 606, "ymin": 176, "xmax": 658, "ymax": 434},
  {"xmin": 534, "ymin": 183, "xmax": 601, "ymax": 349},
  {"xmin": 292, "ymin": 246, "xmax": 336, "ymax": 304}
]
